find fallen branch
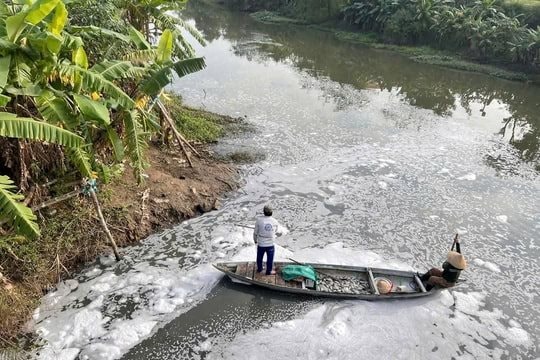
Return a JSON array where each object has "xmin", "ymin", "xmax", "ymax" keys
[
  {"xmin": 32, "ymin": 189, "xmax": 81, "ymax": 211},
  {"xmin": 23, "ymin": 186, "xmax": 36, "ymax": 206},
  {"xmin": 216, "ymin": 177, "xmax": 235, "ymax": 191},
  {"xmin": 156, "ymin": 100, "xmax": 200, "ymax": 167},
  {"xmin": 5, "ymin": 246, "xmax": 24, "ymax": 263},
  {"xmin": 0, "ymin": 188, "xmax": 80, "ymax": 230}
]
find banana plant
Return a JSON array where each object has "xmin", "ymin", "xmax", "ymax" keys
[
  {"xmin": 0, "ymin": 111, "xmax": 90, "ymax": 239},
  {"xmin": 115, "ymin": 0, "xmax": 205, "ymax": 59},
  {"xmin": 1, "ymin": 0, "xmax": 208, "ymax": 239}
]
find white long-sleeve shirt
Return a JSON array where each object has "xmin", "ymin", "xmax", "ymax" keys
[{"xmin": 253, "ymin": 215, "xmax": 279, "ymax": 247}]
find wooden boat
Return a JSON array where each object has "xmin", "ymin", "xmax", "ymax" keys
[{"xmin": 213, "ymin": 261, "xmax": 435, "ymax": 300}]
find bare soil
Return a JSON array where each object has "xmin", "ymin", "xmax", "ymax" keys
[{"xmin": 0, "ymin": 142, "xmax": 240, "ymax": 347}]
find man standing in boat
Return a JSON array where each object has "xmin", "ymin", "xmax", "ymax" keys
[
  {"xmin": 420, "ymin": 235, "xmax": 467, "ymax": 290},
  {"xmin": 253, "ymin": 205, "xmax": 280, "ymax": 275}
]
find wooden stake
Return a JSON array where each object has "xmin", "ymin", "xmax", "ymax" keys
[{"xmin": 90, "ymin": 190, "xmax": 121, "ymax": 261}]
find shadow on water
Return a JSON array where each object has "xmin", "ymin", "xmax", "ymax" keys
[
  {"xmin": 185, "ymin": 0, "xmax": 540, "ymax": 172},
  {"xmin": 122, "ymin": 277, "xmax": 322, "ymax": 359}
]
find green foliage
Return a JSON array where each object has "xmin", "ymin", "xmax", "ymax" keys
[
  {"xmin": 0, "ymin": 175, "xmax": 39, "ymax": 239},
  {"xmin": 384, "ymin": 6, "xmax": 423, "ymax": 44},
  {"xmin": 343, "ymin": 0, "xmax": 400, "ymax": 32},
  {"xmin": 341, "ymin": 0, "xmax": 540, "ymax": 66},
  {"xmin": 0, "ymin": 112, "xmax": 83, "ymax": 148},
  {"xmin": 501, "ymin": 0, "xmax": 540, "ymax": 27},
  {"xmin": 0, "ymin": 0, "xmax": 207, "ymax": 240},
  {"xmin": 124, "ymin": 110, "xmax": 149, "ymax": 184},
  {"xmin": 138, "ymin": 57, "xmax": 206, "ymax": 97}
]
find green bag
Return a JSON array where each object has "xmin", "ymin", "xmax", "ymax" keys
[{"xmin": 281, "ymin": 265, "xmax": 317, "ymax": 282}]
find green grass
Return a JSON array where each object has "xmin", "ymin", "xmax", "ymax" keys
[
  {"xmin": 250, "ymin": 10, "xmax": 308, "ymax": 25},
  {"xmin": 164, "ymin": 93, "xmax": 253, "ymax": 143},
  {"xmin": 165, "ymin": 94, "xmax": 224, "ymax": 143}
]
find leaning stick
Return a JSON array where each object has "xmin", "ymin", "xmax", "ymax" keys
[
  {"xmin": 89, "ymin": 189, "xmax": 121, "ymax": 261},
  {"xmin": 156, "ymin": 100, "xmax": 200, "ymax": 167}
]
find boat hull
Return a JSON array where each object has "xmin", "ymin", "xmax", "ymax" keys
[{"xmin": 214, "ymin": 261, "xmax": 435, "ymax": 300}]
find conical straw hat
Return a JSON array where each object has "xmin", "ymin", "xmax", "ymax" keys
[{"xmin": 447, "ymin": 251, "xmax": 467, "ymax": 270}]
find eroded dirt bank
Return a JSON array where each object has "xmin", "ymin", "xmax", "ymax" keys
[{"xmin": 0, "ymin": 112, "xmax": 249, "ymax": 347}]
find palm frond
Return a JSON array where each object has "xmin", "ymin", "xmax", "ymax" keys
[
  {"xmin": 123, "ymin": 110, "xmax": 148, "ymax": 184},
  {"xmin": 36, "ymin": 91, "xmax": 78, "ymax": 129},
  {"xmin": 106, "ymin": 125, "xmax": 124, "ymax": 161},
  {"xmin": 57, "ymin": 64, "xmax": 135, "ymax": 109},
  {"xmin": 67, "ymin": 146, "xmax": 93, "ymax": 177},
  {"xmin": 151, "ymin": 10, "xmax": 181, "ymax": 33},
  {"xmin": 173, "ymin": 29, "xmax": 196, "ymax": 59},
  {"xmin": 0, "ymin": 111, "xmax": 83, "ymax": 147},
  {"xmin": 69, "ymin": 25, "xmax": 131, "ymax": 43},
  {"xmin": 11, "ymin": 55, "xmax": 32, "ymax": 88},
  {"xmin": 171, "ymin": 16, "xmax": 206, "ymax": 46},
  {"xmin": 123, "ymin": 49, "xmax": 158, "ymax": 65},
  {"xmin": 138, "ymin": 57, "xmax": 205, "ymax": 97},
  {"xmin": 92, "ymin": 60, "xmax": 133, "ymax": 81},
  {"xmin": 62, "ymin": 32, "xmax": 84, "ymax": 50},
  {"xmin": 0, "ymin": 175, "xmax": 40, "ymax": 239},
  {"xmin": 128, "ymin": 25, "xmax": 151, "ymax": 50}
]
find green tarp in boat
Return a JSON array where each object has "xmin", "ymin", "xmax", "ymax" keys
[{"xmin": 281, "ymin": 265, "xmax": 317, "ymax": 282}]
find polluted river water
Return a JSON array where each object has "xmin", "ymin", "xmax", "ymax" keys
[{"xmin": 33, "ymin": 2, "xmax": 539, "ymax": 359}]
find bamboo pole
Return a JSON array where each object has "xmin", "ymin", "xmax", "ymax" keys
[{"xmin": 89, "ymin": 190, "xmax": 121, "ymax": 261}]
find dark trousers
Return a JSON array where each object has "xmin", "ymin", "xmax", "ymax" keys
[
  {"xmin": 256, "ymin": 245, "xmax": 275, "ymax": 275},
  {"xmin": 423, "ymin": 268, "xmax": 455, "ymax": 289}
]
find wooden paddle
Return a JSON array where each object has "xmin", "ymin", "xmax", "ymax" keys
[
  {"xmin": 287, "ymin": 257, "xmax": 341, "ymax": 281},
  {"xmin": 451, "ymin": 233, "xmax": 459, "ymax": 251}
]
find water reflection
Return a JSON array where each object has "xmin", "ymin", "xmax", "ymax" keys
[{"xmin": 185, "ymin": 0, "xmax": 540, "ymax": 171}]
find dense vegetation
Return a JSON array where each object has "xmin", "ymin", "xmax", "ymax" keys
[
  {"xmin": 342, "ymin": 0, "xmax": 540, "ymax": 68},
  {"xmin": 0, "ymin": 0, "xmax": 205, "ymax": 243}
]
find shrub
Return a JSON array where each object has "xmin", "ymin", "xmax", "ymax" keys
[{"xmin": 383, "ymin": 6, "xmax": 423, "ymax": 44}]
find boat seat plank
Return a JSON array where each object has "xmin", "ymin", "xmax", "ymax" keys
[
  {"xmin": 414, "ymin": 274, "xmax": 427, "ymax": 293},
  {"xmin": 367, "ymin": 268, "xmax": 379, "ymax": 295},
  {"xmin": 246, "ymin": 262, "xmax": 255, "ymax": 279}
]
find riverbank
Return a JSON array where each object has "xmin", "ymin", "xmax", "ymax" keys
[
  {"xmin": 0, "ymin": 105, "xmax": 252, "ymax": 347},
  {"xmin": 250, "ymin": 10, "xmax": 539, "ymax": 83}
]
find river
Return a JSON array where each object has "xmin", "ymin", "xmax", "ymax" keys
[{"xmin": 33, "ymin": 1, "xmax": 539, "ymax": 359}]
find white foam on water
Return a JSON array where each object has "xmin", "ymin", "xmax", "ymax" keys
[
  {"xmin": 457, "ymin": 173, "xmax": 477, "ymax": 181},
  {"xmin": 32, "ymin": 227, "xmax": 257, "ymax": 360},
  {"xmin": 205, "ymin": 243, "xmax": 533, "ymax": 360},
  {"xmin": 496, "ymin": 215, "xmax": 508, "ymax": 223},
  {"xmin": 473, "ymin": 259, "xmax": 502, "ymax": 273}
]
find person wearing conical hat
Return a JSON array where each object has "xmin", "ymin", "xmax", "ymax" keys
[{"xmin": 420, "ymin": 236, "xmax": 467, "ymax": 291}]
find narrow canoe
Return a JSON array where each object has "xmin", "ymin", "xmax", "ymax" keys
[{"xmin": 213, "ymin": 261, "xmax": 436, "ymax": 300}]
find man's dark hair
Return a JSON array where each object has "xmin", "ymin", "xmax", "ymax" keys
[{"xmin": 263, "ymin": 205, "xmax": 273, "ymax": 216}]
